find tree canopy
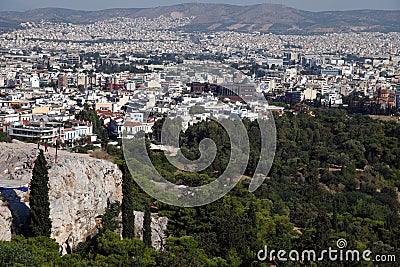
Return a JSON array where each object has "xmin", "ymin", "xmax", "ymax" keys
[{"xmin": 29, "ymin": 149, "xmax": 52, "ymax": 238}]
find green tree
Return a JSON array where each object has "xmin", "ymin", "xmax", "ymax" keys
[
  {"xmin": 29, "ymin": 149, "xmax": 52, "ymax": 237},
  {"xmin": 100, "ymin": 128, "xmax": 109, "ymax": 151},
  {"xmin": 0, "ymin": 241, "xmax": 41, "ymax": 267},
  {"xmin": 122, "ymin": 164, "xmax": 135, "ymax": 239},
  {"xmin": 13, "ymin": 236, "xmax": 60, "ymax": 266},
  {"xmin": 143, "ymin": 202, "xmax": 152, "ymax": 248},
  {"xmin": 101, "ymin": 202, "xmax": 121, "ymax": 233},
  {"xmin": 0, "ymin": 132, "xmax": 12, "ymax": 143},
  {"xmin": 156, "ymin": 236, "xmax": 211, "ymax": 267},
  {"xmin": 77, "ymin": 103, "xmax": 106, "ymax": 138}
]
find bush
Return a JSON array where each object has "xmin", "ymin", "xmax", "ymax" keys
[
  {"xmin": 0, "ymin": 241, "xmax": 41, "ymax": 267},
  {"xmin": 0, "ymin": 132, "xmax": 11, "ymax": 143},
  {"xmin": 13, "ymin": 236, "xmax": 60, "ymax": 265}
]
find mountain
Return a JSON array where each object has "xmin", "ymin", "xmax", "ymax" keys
[{"xmin": 0, "ymin": 3, "xmax": 399, "ymax": 33}]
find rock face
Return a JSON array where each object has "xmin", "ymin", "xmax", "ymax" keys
[
  {"xmin": 0, "ymin": 141, "xmax": 122, "ymax": 253},
  {"xmin": 134, "ymin": 211, "xmax": 168, "ymax": 251},
  {"xmin": 0, "ymin": 141, "xmax": 168, "ymax": 253},
  {"xmin": 0, "ymin": 198, "xmax": 12, "ymax": 241},
  {"xmin": 48, "ymin": 151, "xmax": 123, "ymax": 254}
]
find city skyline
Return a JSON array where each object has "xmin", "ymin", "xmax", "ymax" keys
[{"xmin": 1, "ymin": 0, "xmax": 399, "ymax": 12}]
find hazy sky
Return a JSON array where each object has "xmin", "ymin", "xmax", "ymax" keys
[{"xmin": 1, "ymin": 0, "xmax": 399, "ymax": 12}]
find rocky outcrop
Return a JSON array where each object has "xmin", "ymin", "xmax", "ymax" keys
[
  {"xmin": 134, "ymin": 211, "xmax": 168, "ymax": 251},
  {"xmin": 0, "ymin": 198, "xmax": 12, "ymax": 241},
  {"xmin": 47, "ymin": 151, "xmax": 122, "ymax": 254},
  {"xmin": 0, "ymin": 141, "xmax": 122, "ymax": 253},
  {"xmin": 0, "ymin": 141, "xmax": 168, "ymax": 253}
]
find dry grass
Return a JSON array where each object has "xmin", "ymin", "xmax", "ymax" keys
[
  {"xmin": 89, "ymin": 149, "xmax": 114, "ymax": 162},
  {"xmin": 369, "ymin": 115, "xmax": 400, "ymax": 123},
  {"xmin": 23, "ymin": 192, "xmax": 30, "ymax": 203}
]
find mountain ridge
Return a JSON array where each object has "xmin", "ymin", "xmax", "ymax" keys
[{"xmin": 0, "ymin": 3, "xmax": 399, "ymax": 33}]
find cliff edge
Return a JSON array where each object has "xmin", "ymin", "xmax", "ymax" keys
[{"xmin": 0, "ymin": 141, "xmax": 122, "ymax": 253}]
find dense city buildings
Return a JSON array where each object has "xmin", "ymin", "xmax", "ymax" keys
[
  {"xmin": 0, "ymin": 1, "xmax": 400, "ymax": 266},
  {"xmin": 1, "ymin": 15, "xmax": 398, "ymax": 144}
]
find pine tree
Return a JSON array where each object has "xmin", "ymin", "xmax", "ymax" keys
[
  {"xmin": 101, "ymin": 201, "xmax": 121, "ymax": 233},
  {"xmin": 143, "ymin": 202, "xmax": 152, "ymax": 247},
  {"xmin": 29, "ymin": 149, "xmax": 52, "ymax": 237},
  {"xmin": 122, "ymin": 164, "xmax": 135, "ymax": 239},
  {"xmin": 101, "ymin": 128, "xmax": 109, "ymax": 151},
  {"xmin": 332, "ymin": 198, "xmax": 338, "ymax": 232}
]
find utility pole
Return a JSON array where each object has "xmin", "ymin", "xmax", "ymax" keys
[
  {"xmin": 55, "ymin": 135, "xmax": 58, "ymax": 163},
  {"xmin": 55, "ymin": 139, "xmax": 58, "ymax": 163},
  {"xmin": 55, "ymin": 125, "xmax": 61, "ymax": 163}
]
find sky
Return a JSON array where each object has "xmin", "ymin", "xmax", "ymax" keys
[{"xmin": 0, "ymin": 0, "xmax": 399, "ymax": 12}]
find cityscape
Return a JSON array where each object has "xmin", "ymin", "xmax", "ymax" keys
[{"xmin": 0, "ymin": 1, "xmax": 399, "ymax": 266}]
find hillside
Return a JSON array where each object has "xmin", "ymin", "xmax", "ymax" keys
[{"xmin": 0, "ymin": 3, "xmax": 399, "ymax": 33}]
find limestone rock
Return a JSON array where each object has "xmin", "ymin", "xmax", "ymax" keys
[
  {"xmin": 134, "ymin": 211, "xmax": 168, "ymax": 251},
  {"xmin": 47, "ymin": 152, "xmax": 122, "ymax": 254},
  {"xmin": 0, "ymin": 142, "xmax": 122, "ymax": 254},
  {"xmin": 0, "ymin": 141, "xmax": 168, "ymax": 254},
  {"xmin": 0, "ymin": 198, "xmax": 12, "ymax": 241}
]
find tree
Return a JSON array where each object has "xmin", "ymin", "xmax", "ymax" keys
[
  {"xmin": 0, "ymin": 241, "xmax": 41, "ymax": 267},
  {"xmin": 46, "ymin": 60, "xmax": 52, "ymax": 71},
  {"xmin": 313, "ymin": 209, "xmax": 331, "ymax": 250},
  {"xmin": 13, "ymin": 236, "xmax": 60, "ymax": 265},
  {"xmin": 156, "ymin": 236, "xmax": 211, "ymax": 267},
  {"xmin": 77, "ymin": 103, "xmax": 105, "ymax": 137},
  {"xmin": 122, "ymin": 164, "xmax": 135, "ymax": 239},
  {"xmin": 0, "ymin": 132, "xmax": 11, "ymax": 143},
  {"xmin": 29, "ymin": 149, "xmax": 52, "ymax": 237},
  {"xmin": 143, "ymin": 202, "xmax": 152, "ymax": 248},
  {"xmin": 189, "ymin": 105, "xmax": 207, "ymax": 115},
  {"xmin": 101, "ymin": 201, "xmax": 121, "ymax": 233},
  {"xmin": 101, "ymin": 128, "xmax": 109, "ymax": 151}
]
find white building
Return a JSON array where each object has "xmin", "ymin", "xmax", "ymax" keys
[
  {"xmin": 324, "ymin": 93, "xmax": 343, "ymax": 105},
  {"xmin": 30, "ymin": 75, "xmax": 40, "ymax": 88},
  {"xmin": 119, "ymin": 121, "xmax": 154, "ymax": 138},
  {"xmin": 63, "ymin": 124, "xmax": 93, "ymax": 142}
]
